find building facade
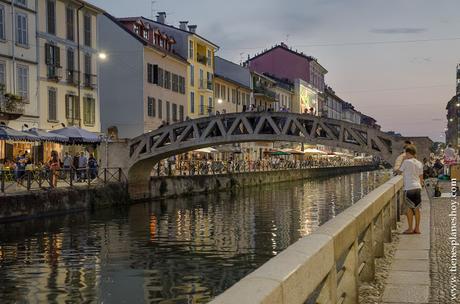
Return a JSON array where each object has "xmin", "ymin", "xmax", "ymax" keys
[
  {"xmin": 99, "ymin": 14, "xmax": 188, "ymax": 139},
  {"xmin": 37, "ymin": 0, "xmax": 102, "ymax": 132},
  {"xmin": 214, "ymin": 56, "xmax": 251, "ymax": 114},
  {"xmin": 445, "ymin": 65, "xmax": 460, "ymax": 148},
  {"xmin": 133, "ymin": 13, "xmax": 218, "ymax": 119},
  {"xmin": 324, "ymin": 86, "xmax": 344, "ymax": 120},
  {"xmin": 0, "ymin": 0, "xmax": 39, "ymax": 130}
]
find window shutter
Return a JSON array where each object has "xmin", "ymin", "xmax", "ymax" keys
[
  {"xmin": 83, "ymin": 97, "xmax": 88, "ymax": 124},
  {"xmin": 55, "ymin": 46, "xmax": 60, "ymax": 67},
  {"xmin": 147, "ymin": 63, "xmax": 152, "ymax": 83},
  {"xmin": 153, "ymin": 65, "xmax": 158, "ymax": 84},
  {"xmin": 45, "ymin": 43, "xmax": 51, "ymax": 64},
  {"xmin": 75, "ymin": 97, "xmax": 80, "ymax": 119},
  {"xmin": 65, "ymin": 94, "xmax": 70, "ymax": 119}
]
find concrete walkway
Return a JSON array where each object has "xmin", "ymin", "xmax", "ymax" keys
[{"xmin": 381, "ymin": 189, "xmax": 431, "ymax": 304}]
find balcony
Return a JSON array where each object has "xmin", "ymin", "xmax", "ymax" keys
[
  {"xmin": 83, "ymin": 73, "xmax": 97, "ymax": 89},
  {"xmin": 197, "ymin": 54, "xmax": 207, "ymax": 65},
  {"xmin": 47, "ymin": 65, "xmax": 62, "ymax": 82},
  {"xmin": 0, "ymin": 94, "xmax": 25, "ymax": 120},
  {"xmin": 254, "ymin": 85, "xmax": 277, "ymax": 101},
  {"xmin": 199, "ymin": 80, "xmax": 213, "ymax": 92},
  {"xmin": 66, "ymin": 70, "xmax": 79, "ymax": 86}
]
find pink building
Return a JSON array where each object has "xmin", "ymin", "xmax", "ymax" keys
[{"xmin": 247, "ymin": 43, "xmax": 327, "ymax": 93}]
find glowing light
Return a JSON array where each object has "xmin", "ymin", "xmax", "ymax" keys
[
  {"xmin": 98, "ymin": 52, "xmax": 107, "ymax": 60},
  {"xmin": 217, "ymin": 98, "xmax": 223, "ymax": 104}
]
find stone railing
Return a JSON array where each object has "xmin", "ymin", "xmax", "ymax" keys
[{"xmin": 211, "ymin": 175, "xmax": 403, "ymax": 304}]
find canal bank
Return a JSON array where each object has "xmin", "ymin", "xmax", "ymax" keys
[{"xmin": 150, "ymin": 164, "xmax": 378, "ymax": 199}]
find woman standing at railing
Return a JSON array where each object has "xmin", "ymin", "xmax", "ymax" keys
[{"xmin": 49, "ymin": 150, "xmax": 60, "ymax": 188}]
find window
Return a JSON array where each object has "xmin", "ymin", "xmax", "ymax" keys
[
  {"xmin": 190, "ymin": 92, "xmax": 195, "ymax": 113},
  {"xmin": 17, "ymin": 65, "xmax": 28, "ymax": 98},
  {"xmin": 172, "ymin": 74, "xmax": 178, "ymax": 92},
  {"xmin": 189, "ymin": 40, "xmax": 193, "ymax": 59},
  {"xmin": 65, "ymin": 94, "xmax": 80, "ymax": 120},
  {"xmin": 172, "ymin": 103, "xmax": 177, "ymax": 121},
  {"xmin": 158, "ymin": 68, "xmax": 163, "ymax": 87},
  {"xmin": 0, "ymin": 62, "xmax": 5, "ymax": 86},
  {"xmin": 83, "ymin": 97, "xmax": 95, "ymax": 125},
  {"xmin": 153, "ymin": 65, "xmax": 158, "ymax": 84},
  {"xmin": 84, "ymin": 14, "xmax": 91, "ymax": 47},
  {"xmin": 221, "ymin": 85, "xmax": 226, "ymax": 100},
  {"xmin": 16, "ymin": 13, "xmax": 28, "ymax": 46},
  {"xmin": 143, "ymin": 30, "xmax": 148, "ymax": 40},
  {"xmin": 190, "ymin": 64, "xmax": 194, "ymax": 86},
  {"xmin": 66, "ymin": 7, "xmax": 75, "ymax": 41},
  {"xmin": 178, "ymin": 76, "xmax": 185, "ymax": 94},
  {"xmin": 227, "ymin": 87, "xmax": 230, "ymax": 102},
  {"xmin": 179, "ymin": 105, "xmax": 184, "ymax": 122},
  {"xmin": 48, "ymin": 88, "xmax": 57, "ymax": 121},
  {"xmin": 232, "ymin": 89, "xmax": 236, "ymax": 103},
  {"xmin": 83, "ymin": 54, "xmax": 92, "ymax": 87},
  {"xmin": 206, "ymin": 72, "xmax": 213, "ymax": 90},
  {"xmin": 133, "ymin": 24, "xmax": 139, "ymax": 34},
  {"xmin": 215, "ymin": 83, "xmax": 219, "ymax": 98},
  {"xmin": 164, "ymin": 71, "xmax": 171, "ymax": 89},
  {"xmin": 0, "ymin": 5, "xmax": 5, "ymax": 40},
  {"xmin": 45, "ymin": 43, "xmax": 60, "ymax": 66},
  {"xmin": 199, "ymin": 95, "xmax": 204, "ymax": 114},
  {"xmin": 147, "ymin": 97, "xmax": 155, "ymax": 117},
  {"xmin": 166, "ymin": 101, "xmax": 170, "ymax": 123},
  {"xmin": 207, "ymin": 49, "xmax": 212, "ymax": 66},
  {"xmin": 208, "ymin": 97, "xmax": 213, "ymax": 111},
  {"xmin": 47, "ymin": 0, "xmax": 56, "ymax": 35},
  {"xmin": 15, "ymin": 0, "xmax": 27, "ymax": 6},
  {"xmin": 158, "ymin": 99, "xmax": 162, "ymax": 119}
]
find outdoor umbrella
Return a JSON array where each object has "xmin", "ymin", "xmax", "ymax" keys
[
  {"xmin": 194, "ymin": 147, "xmax": 218, "ymax": 153},
  {"xmin": 0, "ymin": 125, "xmax": 40, "ymax": 141},
  {"xmin": 25, "ymin": 128, "xmax": 69, "ymax": 143},
  {"xmin": 49, "ymin": 126, "xmax": 101, "ymax": 144}
]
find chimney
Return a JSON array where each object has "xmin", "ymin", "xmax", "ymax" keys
[
  {"xmin": 179, "ymin": 21, "xmax": 188, "ymax": 31},
  {"xmin": 157, "ymin": 12, "xmax": 166, "ymax": 24},
  {"xmin": 188, "ymin": 25, "xmax": 197, "ymax": 33}
]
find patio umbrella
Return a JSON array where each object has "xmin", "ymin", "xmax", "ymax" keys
[
  {"xmin": 303, "ymin": 148, "xmax": 327, "ymax": 155},
  {"xmin": 194, "ymin": 147, "xmax": 218, "ymax": 153},
  {"xmin": 49, "ymin": 126, "xmax": 101, "ymax": 144},
  {"xmin": 25, "ymin": 128, "xmax": 69, "ymax": 143},
  {"xmin": 0, "ymin": 125, "xmax": 40, "ymax": 141}
]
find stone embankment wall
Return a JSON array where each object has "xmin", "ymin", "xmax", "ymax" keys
[
  {"xmin": 0, "ymin": 183, "xmax": 129, "ymax": 223},
  {"xmin": 150, "ymin": 165, "xmax": 377, "ymax": 199}
]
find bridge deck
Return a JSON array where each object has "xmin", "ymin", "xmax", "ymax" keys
[{"xmin": 381, "ymin": 188, "xmax": 431, "ymax": 303}]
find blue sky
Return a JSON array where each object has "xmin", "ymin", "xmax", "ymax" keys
[{"xmin": 88, "ymin": 0, "xmax": 460, "ymax": 141}]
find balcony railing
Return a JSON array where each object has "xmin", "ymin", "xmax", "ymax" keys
[
  {"xmin": 197, "ymin": 54, "xmax": 207, "ymax": 65},
  {"xmin": 254, "ymin": 85, "xmax": 277, "ymax": 100},
  {"xmin": 66, "ymin": 70, "xmax": 79, "ymax": 86},
  {"xmin": 83, "ymin": 73, "xmax": 97, "ymax": 89},
  {"xmin": 0, "ymin": 94, "xmax": 25, "ymax": 116},
  {"xmin": 47, "ymin": 65, "xmax": 62, "ymax": 81}
]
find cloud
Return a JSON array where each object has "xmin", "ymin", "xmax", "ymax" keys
[{"xmin": 370, "ymin": 27, "xmax": 427, "ymax": 34}]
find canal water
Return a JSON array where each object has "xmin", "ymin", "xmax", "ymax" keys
[{"xmin": 0, "ymin": 170, "xmax": 390, "ymax": 304}]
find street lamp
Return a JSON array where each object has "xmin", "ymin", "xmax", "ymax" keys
[
  {"xmin": 456, "ymin": 103, "xmax": 460, "ymax": 107},
  {"xmin": 450, "ymin": 118, "xmax": 454, "ymax": 122},
  {"xmin": 217, "ymin": 98, "xmax": 223, "ymax": 104},
  {"xmin": 98, "ymin": 52, "xmax": 107, "ymax": 60}
]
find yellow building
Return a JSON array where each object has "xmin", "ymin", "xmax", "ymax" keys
[
  {"xmin": 143, "ymin": 13, "xmax": 219, "ymax": 118},
  {"xmin": 37, "ymin": 0, "xmax": 103, "ymax": 132}
]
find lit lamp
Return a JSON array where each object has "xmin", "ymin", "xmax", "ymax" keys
[
  {"xmin": 98, "ymin": 52, "xmax": 107, "ymax": 60},
  {"xmin": 456, "ymin": 103, "xmax": 460, "ymax": 107},
  {"xmin": 450, "ymin": 118, "xmax": 454, "ymax": 122},
  {"xmin": 217, "ymin": 98, "xmax": 223, "ymax": 104}
]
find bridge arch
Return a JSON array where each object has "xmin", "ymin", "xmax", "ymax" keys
[{"xmin": 126, "ymin": 112, "xmax": 432, "ymax": 198}]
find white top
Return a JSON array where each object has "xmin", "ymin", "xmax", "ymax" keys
[{"xmin": 399, "ymin": 158, "xmax": 423, "ymax": 191}]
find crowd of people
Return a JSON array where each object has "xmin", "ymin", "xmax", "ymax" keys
[{"xmin": 0, "ymin": 150, "xmax": 99, "ymax": 188}]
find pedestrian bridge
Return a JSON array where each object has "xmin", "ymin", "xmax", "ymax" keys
[{"xmin": 125, "ymin": 112, "xmax": 432, "ymax": 198}]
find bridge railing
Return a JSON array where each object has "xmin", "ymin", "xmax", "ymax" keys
[
  {"xmin": 211, "ymin": 175, "xmax": 403, "ymax": 304},
  {"xmin": 152, "ymin": 159, "xmax": 377, "ymax": 176}
]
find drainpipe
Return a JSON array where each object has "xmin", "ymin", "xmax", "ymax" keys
[
  {"xmin": 11, "ymin": 1, "xmax": 16, "ymax": 93},
  {"xmin": 35, "ymin": 0, "xmax": 40, "ymax": 127},
  {"xmin": 77, "ymin": 3, "xmax": 85, "ymax": 127}
]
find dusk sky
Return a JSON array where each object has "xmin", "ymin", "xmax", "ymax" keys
[{"xmin": 88, "ymin": 0, "xmax": 460, "ymax": 141}]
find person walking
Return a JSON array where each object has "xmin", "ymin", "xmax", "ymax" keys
[
  {"xmin": 88, "ymin": 154, "xmax": 98, "ymax": 180},
  {"xmin": 63, "ymin": 152, "xmax": 72, "ymax": 181},
  {"xmin": 444, "ymin": 143, "xmax": 456, "ymax": 176},
  {"xmin": 49, "ymin": 150, "xmax": 60, "ymax": 188},
  {"xmin": 397, "ymin": 145, "xmax": 424, "ymax": 234}
]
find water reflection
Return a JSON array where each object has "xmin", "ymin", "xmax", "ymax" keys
[{"xmin": 0, "ymin": 170, "xmax": 390, "ymax": 303}]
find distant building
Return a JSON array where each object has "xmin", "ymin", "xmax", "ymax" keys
[
  {"xmin": 98, "ymin": 14, "xmax": 188, "ymax": 138},
  {"xmin": 342, "ymin": 102, "xmax": 361, "ymax": 125},
  {"xmin": 324, "ymin": 86, "xmax": 345, "ymax": 120},
  {"xmin": 446, "ymin": 94, "xmax": 460, "ymax": 148},
  {"xmin": 247, "ymin": 43, "xmax": 327, "ymax": 115},
  {"xmin": 131, "ymin": 13, "xmax": 219, "ymax": 119},
  {"xmin": 214, "ymin": 56, "xmax": 251, "ymax": 114},
  {"xmin": 361, "ymin": 114, "xmax": 381, "ymax": 130}
]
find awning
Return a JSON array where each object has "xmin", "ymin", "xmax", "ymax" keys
[
  {"xmin": 25, "ymin": 128, "xmax": 69, "ymax": 143},
  {"xmin": 49, "ymin": 126, "xmax": 101, "ymax": 144},
  {"xmin": 0, "ymin": 126, "xmax": 40, "ymax": 142},
  {"xmin": 194, "ymin": 147, "xmax": 218, "ymax": 153},
  {"xmin": 280, "ymin": 148, "xmax": 304, "ymax": 154},
  {"xmin": 303, "ymin": 148, "xmax": 327, "ymax": 155}
]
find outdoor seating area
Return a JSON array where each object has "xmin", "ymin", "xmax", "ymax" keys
[{"xmin": 0, "ymin": 125, "xmax": 107, "ymax": 193}]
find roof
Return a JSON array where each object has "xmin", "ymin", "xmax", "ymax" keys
[
  {"xmin": 118, "ymin": 16, "xmax": 219, "ymax": 49},
  {"xmin": 325, "ymin": 86, "xmax": 346, "ymax": 104},
  {"xmin": 215, "ymin": 56, "xmax": 251, "ymax": 89},
  {"xmin": 104, "ymin": 13, "xmax": 188, "ymax": 64},
  {"xmin": 247, "ymin": 43, "xmax": 327, "ymax": 74},
  {"xmin": 215, "ymin": 74, "xmax": 251, "ymax": 91},
  {"xmin": 73, "ymin": 0, "xmax": 105, "ymax": 13}
]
